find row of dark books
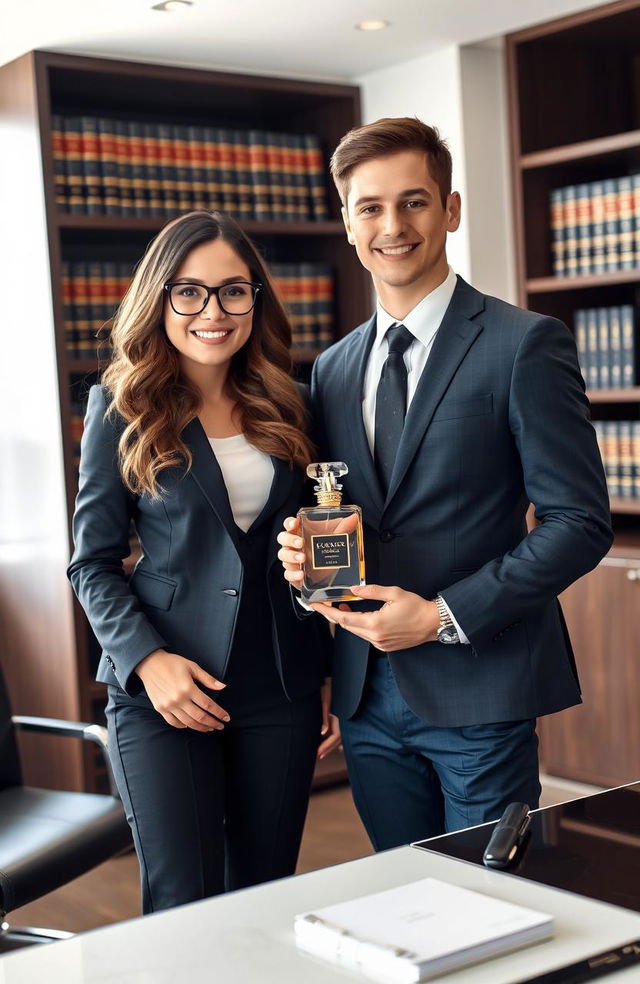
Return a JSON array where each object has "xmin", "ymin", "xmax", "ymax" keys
[
  {"xmin": 574, "ymin": 305, "xmax": 636, "ymax": 390},
  {"xmin": 52, "ymin": 115, "xmax": 329, "ymax": 221},
  {"xmin": 62, "ymin": 260, "xmax": 334, "ymax": 358},
  {"xmin": 593, "ymin": 420, "xmax": 640, "ymax": 499},
  {"xmin": 270, "ymin": 263, "xmax": 333, "ymax": 349},
  {"xmin": 62, "ymin": 261, "xmax": 131, "ymax": 359},
  {"xmin": 549, "ymin": 175, "xmax": 640, "ymax": 277}
]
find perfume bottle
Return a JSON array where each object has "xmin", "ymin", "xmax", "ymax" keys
[{"xmin": 297, "ymin": 461, "xmax": 366, "ymax": 604}]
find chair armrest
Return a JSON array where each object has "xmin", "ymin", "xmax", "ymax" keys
[{"xmin": 12, "ymin": 716, "xmax": 119, "ymax": 799}]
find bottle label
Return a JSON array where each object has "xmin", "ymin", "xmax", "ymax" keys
[{"xmin": 311, "ymin": 534, "xmax": 350, "ymax": 570}]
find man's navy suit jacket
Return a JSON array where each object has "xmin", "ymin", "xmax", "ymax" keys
[{"xmin": 312, "ymin": 276, "xmax": 613, "ymax": 726}]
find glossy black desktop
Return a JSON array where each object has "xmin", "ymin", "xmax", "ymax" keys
[{"xmin": 414, "ymin": 782, "xmax": 640, "ymax": 913}]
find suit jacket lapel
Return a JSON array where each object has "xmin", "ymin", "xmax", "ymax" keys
[
  {"xmin": 341, "ymin": 313, "xmax": 385, "ymax": 517},
  {"xmin": 183, "ymin": 417, "xmax": 242, "ymax": 555},
  {"xmin": 385, "ymin": 277, "xmax": 486, "ymax": 507},
  {"xmin": 258, "ymin": 457, "xmax": 298, "ymax": 571}
]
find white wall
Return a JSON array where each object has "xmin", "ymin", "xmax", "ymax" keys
[
  {"xmin": 356, "ymin": 40, "xmax": 516, "ymax": 305},
  {"xmin": 357, "ymin": 45, "xmax": 470, "ymax": 281},
  {"xmin": 459, "ymin": 42, "xmax": 516, "ymax": 303}
]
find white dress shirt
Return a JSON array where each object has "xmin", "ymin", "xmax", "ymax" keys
[
  {"xmin": 208, "ymin": 434, "xmax": 274, "ymax": 533},
  {"xmin": 362, "ymin": 266, "xmax": 470, "ymax": 645}
]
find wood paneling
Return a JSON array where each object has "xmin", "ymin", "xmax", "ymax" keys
[{"xmin": 539, "ymin": 559, "xmax": 640, "ymax": 786}]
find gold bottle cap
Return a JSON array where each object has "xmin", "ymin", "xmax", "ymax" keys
[{"xmin": 307, "ymin": 461, "xmax": 348, "ymax": 506}]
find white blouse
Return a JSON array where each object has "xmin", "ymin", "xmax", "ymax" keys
[{"xmin": 208, "ymin": 434, "xmax": 274, "ymax": 533}]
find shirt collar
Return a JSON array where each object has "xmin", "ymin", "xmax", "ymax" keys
[{"xmin": 374, "ymin": 266, "xmax": 458, "ymax": 350}]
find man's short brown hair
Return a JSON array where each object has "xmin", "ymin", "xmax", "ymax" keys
[{"xmin": 330, "ymin": 117, "xmax": 452, "ymax": 208}]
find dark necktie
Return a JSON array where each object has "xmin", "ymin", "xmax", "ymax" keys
[{"xmin": 374, "ymin": 323, "xmax": 414, "ymax": 494}]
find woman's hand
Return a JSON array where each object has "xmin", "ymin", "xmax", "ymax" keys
[
  {"xmin": 135, "ymin": 649, "xmax": 230, "ymax": 732},
  {"xmin": 317, "ymin": 678, "xmax": 341, "ymax": 760},
  {"xmin": 276, "ymin": 516, "xmax": 305, "ymax": 586}
]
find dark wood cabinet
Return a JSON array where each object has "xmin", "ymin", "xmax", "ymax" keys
[
  {"xmin": 539, "ymin": 540, "xmax": 640, "ymax": 785},
  {"xmin": 0, "ymin": 49, "xmax": 367, "ymax": 791},
  {"xmin": 506, "ymin": 0, "xmax": 640, "ymax": 785}
]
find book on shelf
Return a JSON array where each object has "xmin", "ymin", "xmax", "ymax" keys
[
  {"xmin": 51, "ymin": 114, "xmax": 68, "ymax": 212},
  {"xmin": 97, "ymin": 117, "xmax": 120, "ymax": 215},
  {"xmin": 633, "ymin": 174, "xmax": 640, "ymax": 268},
  {"xmin": 597, "ymin": 307, "xmax": 610, "ymax": 389},
  {"xmin": 563, "ymin": 184, "xmax": 578, "ymax": 278},
  {"xmin": 302, "ymin": 133, "xmax": 329, "ymax": 221},
  {"xmin": 186, "ymin": 125, "xmax": 208, "ymax": 211},
  {"xmin": 618, "ymin": 420, "xmax": 634, "ymax": 499},
  {"xmin": 549, "ymin": 188, "xmax": 565, "ymax": 277},
  {"xmin": 233, "ymin": 130, "xmax": 254, "ymax": 221},
  {"xmin": 142, "ymin": 122, "xmax": 165, "ymax": 217},
  {"xmin": 129, "ymin": 120, "xmax": 149, "ymax": 218},
  {"xmin": 591, "ymin": 179, "xmax": 606, "ymax": 275},
  {"xmin": 574, "ymin": 305, "xmax": 636, "ymax": 390},
  {"xmin": 621, "ymin": 304, "xmax": 636, "ymax": 387},
  {"xmin": 217, "ymin": 127, "xmax": 241, "ymax": 217},
  {"xmin": 603, "ymin": 178, "xmax": 620, "ymax": 273},
  {"xmin": 293, "ymin": 876, "xmax": 554, "ymax": 983},
  {"xmin": 575, "ymin": 182, "xmax": 592, "ymax": 276},
  {"xmin": 63, "ymin": 116, "xmax": 85, "ymax": 214},
  {"xmin": 633, "ymin": 422, "xmax": 640, "ymax": 498},
  {"xmin": 114, "ymin": 119, "xmax": 134, "ymax": 215},
  {"xmin": 609, "ymin": 305, "xmax": 622, "ymax": 390},
  {"xmin": 156, "ymin": 122, "xmax": 179, "ymax": 216}
]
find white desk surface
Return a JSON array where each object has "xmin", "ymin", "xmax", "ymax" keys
[{"xmin": 2, "ymin": 846, "xmax": 640, "ymax": 984}]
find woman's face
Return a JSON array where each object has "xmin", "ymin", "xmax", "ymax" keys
[{"xmin": 163, "ymin": 237, "xmax": 255, "ymax": 381}]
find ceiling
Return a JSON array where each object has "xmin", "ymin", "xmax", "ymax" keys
[{"xmin": 1, "ymin": 0, "xmax": 608, "ymax": 80}]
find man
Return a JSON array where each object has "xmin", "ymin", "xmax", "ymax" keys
[{"xmin": 278, "ymin": 117, "xmax": 612, "ymax": 850}]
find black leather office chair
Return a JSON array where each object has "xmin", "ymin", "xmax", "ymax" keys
[{"xmin": 0, "ymin": 664, "xmax": 131, "ymax": 950}]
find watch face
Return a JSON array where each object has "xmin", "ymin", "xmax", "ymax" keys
[{"xmin": 438, "ymin": 625, "xmax": 459, "ymax": 644}]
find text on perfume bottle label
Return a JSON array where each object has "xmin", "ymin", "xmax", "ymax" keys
[{"xmin": 311, "ymin": 534, "xmax": 350, "ymax": 569}]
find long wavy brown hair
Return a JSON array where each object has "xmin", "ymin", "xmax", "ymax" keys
[{"xmin": 102, "ymin": 210, "xmax": 314, "ymax": 498}]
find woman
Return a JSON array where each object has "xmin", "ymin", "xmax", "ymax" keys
[{"xmin": 68, "ymin": 210, "xmax": 338, "ymax": 913}]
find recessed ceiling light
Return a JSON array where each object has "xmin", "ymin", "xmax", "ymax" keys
[
  {"xmin": 356, "ymin": 19, "xmax": 390, "ymax": 31},
  {"xmin": 151, "ymin": 0, "xmax": 193, "ymax": 11}
]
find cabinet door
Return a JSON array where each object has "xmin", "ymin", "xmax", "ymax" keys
[{"xmin": 538, "ymin": 559, "xmax": 640, "ymax": 787}]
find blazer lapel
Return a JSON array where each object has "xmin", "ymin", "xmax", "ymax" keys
[
  {"xmin": 183, "ymin": 417, "xmax": 241, "ymax": 555},
  {"xmin": 341, "ymin": 313, "xmax": 385, "ymax": 518},
  {"xmin": 385, "ymin": 278, "xmax": 486, "ymax": 507}
]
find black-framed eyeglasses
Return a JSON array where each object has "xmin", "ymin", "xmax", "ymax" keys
[{"xmin": 164, "ymin": 281, "xmax": 262, "ymax": 317}]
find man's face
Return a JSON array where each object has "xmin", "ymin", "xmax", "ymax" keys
[{"xmin": 342, "ymin": 149, "xmax": 460, "ymax": 310}]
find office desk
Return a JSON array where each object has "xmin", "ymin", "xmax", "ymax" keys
[
  {"xmin": 2, "ymin": 843, "xmax": 640, "ymax": 983},
  {"xmin": 415, "ymin": 781, "xmax": 640, "ymax": 914}
]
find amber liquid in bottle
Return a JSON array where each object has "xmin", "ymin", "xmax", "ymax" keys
[{"xmin": 297, "ymin": 462, "xmax": 366, "ymax": 604}]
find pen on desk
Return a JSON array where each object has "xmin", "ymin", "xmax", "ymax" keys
[
  {"xmin": 517, "ymin": 939, "xmax": 640, "ymax": 983},
  {"xmin": 483, "ymin": 802, "xmax": 530, "ymax": 869}
]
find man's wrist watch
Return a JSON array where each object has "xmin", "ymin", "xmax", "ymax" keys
[{"xmin": 434, "ymin": 595, "xmax": 460, "ymax": 644}]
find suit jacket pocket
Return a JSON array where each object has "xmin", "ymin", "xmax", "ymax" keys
[
  {"xmin": 130, "ymin": 569, "xmax": 177, "ymax": 611},
  {"xmin": 432, "ymin": 393, "xmax": 493, "ymax": 422}
]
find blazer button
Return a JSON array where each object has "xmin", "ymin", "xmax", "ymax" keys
[
  {"xmin": 379, "ymin": 530, "xmax": 394, "ymax": 543},
  {"xmin": 222, "ymin": 589, "xmax": 238, "ymax": 596}
]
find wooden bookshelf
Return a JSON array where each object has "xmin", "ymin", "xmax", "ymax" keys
[
  {"xmin": 506, "ymin": 0, "xmax": 640, "ymax": 788},
  {"xmin": 587, "ymin": 387, "xmax": 640, "ymax": 403},
  {"xmin": 0, "ymin": 49, "xmax": 368, "ymax": 792},
  {"xmin": 58, "ymin": 215, "xmax": 347, "ymax": 235},
  {"xmin": 527, "ymin": 270, "xmax": 640, "ymax": 292}
]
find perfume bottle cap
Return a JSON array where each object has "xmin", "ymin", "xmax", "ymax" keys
[
  {"xmin": 306, "ymin": 462, "xmax": 348, "ymax": 483},
  {"xmin": 307, "ymin": 462, "xmax": 348, "ymax": 505}
]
